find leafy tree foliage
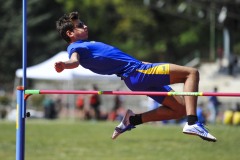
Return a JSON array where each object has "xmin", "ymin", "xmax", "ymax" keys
[
  {"xmin": 0, "ymin": 1, "xmax": 22, "ymax": 87},
  {"xmin": 0, "ymin": 0, "xmax": 65, "ymax": 90},
  {"xmin": 58, "ymin": 0, "xmax": 212, "ymax": 62}
]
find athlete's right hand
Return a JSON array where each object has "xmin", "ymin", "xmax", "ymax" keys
[{"xmin": 54, "ymin": 61, "xmax": 65, "ymax": 73}]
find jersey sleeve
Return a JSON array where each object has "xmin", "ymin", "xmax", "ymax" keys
[{"xmin": 68, "ymin": 45, "xmax": 89, "ymax": 59}]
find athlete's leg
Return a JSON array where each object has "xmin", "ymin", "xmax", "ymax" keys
[
  {"xmin": 112, "ymin": 92, "xmax": 187, "ymax": 139},
  {"xmin": 168, "ymin": 64, "xmax": 199, "ymax": 116},
  {"xmin": 141, "ymin": 93, "xmax": 186, "ymax": 122},
  {"xmin": 113, "ymin": 63, "xmax": 216, "ymax": 141}
]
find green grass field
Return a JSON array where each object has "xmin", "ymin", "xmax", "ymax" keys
[{"xmin": 0, "ymin": 120, "xmax": 239, "ymax": 160}]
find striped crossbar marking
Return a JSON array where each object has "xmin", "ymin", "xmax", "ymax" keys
[{"xmin": 167, "ymin": 92, "xmax": 203, "ymax": 96}]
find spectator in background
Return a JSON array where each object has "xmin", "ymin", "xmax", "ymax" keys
[
  {"xmin": 43, "ymin": 96, "xmax": 57, "ymax": 119},
  {"xmin": 235, "ymin": 102, "xmax": 240, "ymax": 112},
  {"xmin": 207, "ymin": 87, "xmax": 221, "ymax": 124},
  {"xmin": 216, "ymin": 45, "xmax": 223, "ymax": 71},
  {"xmin": 113, "ymin": 94, "xmax": 123, "ymax": 111},
  {"xmin": 0, "ymin": 108, "xmax": 7, "ymax": 119},
  {"xmin": 108, "ymin": 89, "xmax": 125, "ymax": 121},
  {"xmin": 232, "ymin": 103, "xmax": 240, "ymax": 125},
  {"xmin": 228, "ymin": 54, "xmax": 238, "ymax": 76},
  {"xmin": 54, "ymin": 95, "xmax": 63, "ymax": 117},
  {"xmin": 90, "ymin": 84, "xmax": 101, "ymax": 120},
  {"xmin": 75, "ymin": 94, "xmax": 85, "ymax": 120},
  {"xmin": 197, "ymin": 103, "xmax": 207, "ymax": 124}
]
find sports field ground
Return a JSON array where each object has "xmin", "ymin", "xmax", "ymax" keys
[{"xmin": 0, "ymin": 120, "xmax": 239, "ymax": 160}]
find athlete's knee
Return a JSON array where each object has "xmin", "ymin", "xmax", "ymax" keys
[{"xmin": 189, "ymin": 68, "xmax": 200, "ymax": 81}]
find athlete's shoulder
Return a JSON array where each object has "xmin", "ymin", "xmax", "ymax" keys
[
  {"xmin": 67, "ymin": 40, "xmax": 91, "ymax": 57},
  {"xmin": 68, "ymin": 40, "xmax": 87, "ymax": 47},
  {"xmin": 68, "ymin": 40, "xmax": 87, "ymax": 49}
]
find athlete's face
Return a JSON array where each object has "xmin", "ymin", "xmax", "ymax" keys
[{"xmin": 69, "ymin": 19, "xmax": 88, "ymax": 42}]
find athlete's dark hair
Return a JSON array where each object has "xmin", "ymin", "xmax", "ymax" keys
[{"xmin": 56, "ymin": 12, "xmax": 79, "ymax": 43}]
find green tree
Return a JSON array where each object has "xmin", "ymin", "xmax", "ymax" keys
[
  {"xmin": 0, "ymin": 0, "xmax": 65, "ymax": 90},
  {"xmin": 56, "ymin": 0, "xmax": 213, "ymax": 63},
  {"xmin": 0, "ymin": 1, "xmax": 22, "ymax": 87}
]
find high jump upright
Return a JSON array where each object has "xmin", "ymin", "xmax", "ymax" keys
[{"xmin": 16, "ymin": 0, "xmax": 27, "ymax": 160}]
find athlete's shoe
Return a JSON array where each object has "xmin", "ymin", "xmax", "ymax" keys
[
  {"xmin": 183, "ymin": 122, "xmax": 217, "ymax": 142},
  {"xmin": 112, "ymin": 109, "xmax": 136, "ymax": 140}
]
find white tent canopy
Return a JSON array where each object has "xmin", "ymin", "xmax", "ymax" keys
[
  {"xmin": 16, "ymin": 51, "xmax": 117, "ymax": 80},
  {"xmin": 13, "ymin": 51, "xmax": 128, "ymax": 117}
]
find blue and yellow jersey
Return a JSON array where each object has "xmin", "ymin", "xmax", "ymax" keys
[
  {"xmin": 67, "ymin": 40, "xmax": 171, "ymax": 103},
  {"xmin": 67, "ymin": 40, "xmax": 142, "ymax": 78}
]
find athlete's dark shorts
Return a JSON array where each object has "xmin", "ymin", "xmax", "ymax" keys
[{"xmin": 124, "ymin": 63, "xmax": 172, "ymax": 104}]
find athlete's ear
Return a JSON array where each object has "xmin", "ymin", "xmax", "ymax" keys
[{"xmin": 66, "ymin": 30, "xmax": 74, "ymax": 38}]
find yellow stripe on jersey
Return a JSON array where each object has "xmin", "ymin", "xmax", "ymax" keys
[{"xmin": 136, "ymin": 64, "xmax": 169, "ymax": 75}]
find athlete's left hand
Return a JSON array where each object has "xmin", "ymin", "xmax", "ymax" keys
[{"xmin": 54, "ymin": 61, "xmax": 65, "ymax": 73}]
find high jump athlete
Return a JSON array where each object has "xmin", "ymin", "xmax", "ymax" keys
[{"xmin": 54, "ymin": 11, "xmax": 217, "ymax": 142}]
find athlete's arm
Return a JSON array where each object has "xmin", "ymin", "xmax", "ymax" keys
[{"xmin": 54, "ymin": 52, "xmax": 80, "ymax": 73}]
